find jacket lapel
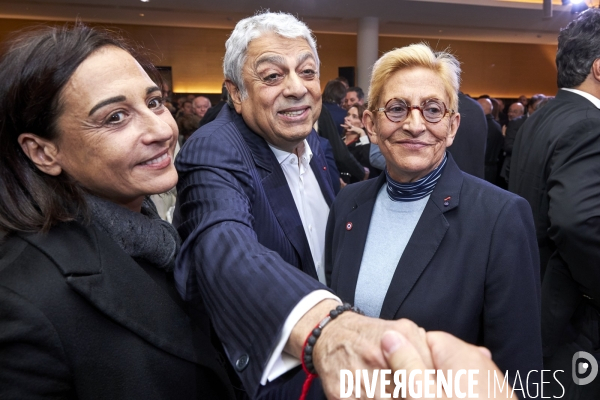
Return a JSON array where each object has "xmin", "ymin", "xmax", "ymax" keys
[
  {"xmin": 333, "ymin": 175, "xmax": 384, "ymax": 304},
  {"xmin": 233, "ymin": 110, "xmax": 318, "ymax": 279},
  {"xmin": 308, "ymin": 131, "xmax": 335, "ymax": 207},
  {"xmin": 379, "ymin": 153, "xmax": 463, "ymax": 320},
  {"xmin": 21, "ymin": 222, "xmax": 221, "ymax": 372}
]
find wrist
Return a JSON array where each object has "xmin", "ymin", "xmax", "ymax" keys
[
  {"xmin": 303, "ymin": 303, "xmax": 363, "ymax": 375},
  {"xmin": 286, "ymin": 299, "xmax": 341, "ymax": 358}
]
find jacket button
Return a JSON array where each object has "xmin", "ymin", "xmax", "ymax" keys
[{"xmin": 235, "ymin": 354, "xmax": 249, "ymax": 371}]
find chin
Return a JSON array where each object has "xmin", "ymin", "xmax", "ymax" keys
[{"xmin": 151, "ymin": 170, "xmax": 178, "ymax": 195}]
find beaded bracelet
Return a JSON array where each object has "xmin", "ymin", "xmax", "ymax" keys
[{"xmin": 299, "ymin": 303, "xmax": 363, "ymax": 400}]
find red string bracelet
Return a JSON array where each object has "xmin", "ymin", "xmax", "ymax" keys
[{"xmin": 299, "ymin": 303, "xmax": 362, "ymax": 400}]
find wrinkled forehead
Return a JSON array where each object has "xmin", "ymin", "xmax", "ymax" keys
[{"xmin": 245, "ymin": 32, "xmax": 317, "ymax": 66}]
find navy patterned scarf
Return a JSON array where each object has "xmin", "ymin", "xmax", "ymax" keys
[{"xmin": 385, "ymin": 153, "xmax": 447, "ymax": 202}]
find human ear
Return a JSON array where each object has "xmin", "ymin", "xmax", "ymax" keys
[
  {"xmin": 225, "ymin": 80, "xmax": 243, "ymax": 114},
  {"xmin": 363, "ymin": 110, "xmax": 379, "ymax": 145},
  {"xmin": 18, "ymin": 133, "xmax": 63, "ymax": 176},
  {"xmin": 445, "ymin": 112, "xmax": 461, "ymax": 148},
  {"xmin": 591, "ymin": 59, "xmax": 600, "ymax": 82}
]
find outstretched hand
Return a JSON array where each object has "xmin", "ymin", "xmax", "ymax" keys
[
  {"xmin": 381, "ymin": 330, "xmax": 514, "ymax": 399},
  {"xmin": 314, "ymin": 314, "xmax": 432, "ymax": 400}
]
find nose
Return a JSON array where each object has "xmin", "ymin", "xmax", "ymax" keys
[
  {"xmin": 402, "ymin": 108, "xmax": 426, "ymax": 136},
  {"xmin": 282, "ymin": 72, "xmax": 308, "ymax": 98},
  {"xmin": 141, "ymin": 108, "xmax": 176, "ymax": 145}
]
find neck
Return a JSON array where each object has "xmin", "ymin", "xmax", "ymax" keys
[{"xmin": 574, "ymin": 78, "xmax": 600, "ymax": 100}]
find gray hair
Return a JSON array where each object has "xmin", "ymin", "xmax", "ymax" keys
[{"xmin": 223, "ymin": 11, "xmax": 320, "ymax": 102}]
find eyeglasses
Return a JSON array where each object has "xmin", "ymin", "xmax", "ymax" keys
[{"xmin": 377, "ymin": 98, "xmax": 454, "ymax": 124}]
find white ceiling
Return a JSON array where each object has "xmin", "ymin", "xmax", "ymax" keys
[{"xmin": 0, "ymin": 0, "xmax": 592, "ymax": 44}]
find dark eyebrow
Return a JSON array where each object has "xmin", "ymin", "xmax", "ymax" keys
[
  {"xmin": 88, "ymin": 96, "xmax": 126, "ymax": 116},
  {"xmin": 147, "ymin": 85, "xmax": 161, "ymax": 95},
  {"xmin": 88, "ymin": 86, "xmax": 161, "ymax": 116}
]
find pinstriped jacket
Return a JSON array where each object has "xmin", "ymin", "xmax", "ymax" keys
[{"xmin": 173, "ymin": 105, "xmax": 335, "ymax": 398}]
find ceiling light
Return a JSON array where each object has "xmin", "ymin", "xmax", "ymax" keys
[{"xmin": 141, "ymin": 0, "xmax": 149, "ymax": 2}]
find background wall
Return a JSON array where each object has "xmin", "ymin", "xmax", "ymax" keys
[{"xmin": 0, "ymin": 18, "xmax": 558, "ymax": 98}]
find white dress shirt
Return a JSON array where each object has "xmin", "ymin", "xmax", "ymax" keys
[
  {"xmin": 260, "ymin": 139, "xmax": 341, "ymax": 384},
  {"xmin": 562, "ymin": 87, "xmax": 600, "ymax": 108}
]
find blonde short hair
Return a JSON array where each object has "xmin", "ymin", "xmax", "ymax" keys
[{"xmin": 367, "ymin": 43, "xmax": 461, "ymax": 113}]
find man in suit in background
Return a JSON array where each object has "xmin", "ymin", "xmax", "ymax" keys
[
  {"xmin": 174, "ymin": 11, "xmax": 431, "ymax": 399},
  {"xmin": 510, "ymin": 8, "xmax": 600, "ymax": 398},
  {"xmin": 477, "ymin": 97, "xmax": 504, "ymax": 185},
  {"xmin": 449, "ymin": 92, "xmax": 487, "ymax": 178},
  {"xmin": 499, "ymin": 101, "xmax": 526, "ymax": 185},
  {"xmin": 343, "ymin": 86, "xmax": 365, "ymax": 110}
]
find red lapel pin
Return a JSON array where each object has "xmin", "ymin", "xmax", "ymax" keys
[{"xmin": 346, "ymin": 222, "xmax": 353, "ymax": 231}]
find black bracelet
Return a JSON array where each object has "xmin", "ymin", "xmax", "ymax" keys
[{"xmin": 301, "ymin": 302, "xmax": 363, "ymax": 375}]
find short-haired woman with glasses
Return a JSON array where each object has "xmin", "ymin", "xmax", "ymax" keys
[{"xmin": 325, "ymin": 43, "xmax": 542, "ymax": 391}]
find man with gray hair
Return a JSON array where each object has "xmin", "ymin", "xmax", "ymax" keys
[
  {"xmin": 510, "ymin": 8, "xmax": 600, "ymax": 398},
  {"xmin": 192, "ymin": 95, "xmax": 211, "ymax": 119},
  {"xmin": 174, "ymin": 11, "xmax": 430, "ymax": 399}
]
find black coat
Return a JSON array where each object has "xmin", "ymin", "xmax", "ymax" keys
[
  {"xmin": 484, "ymin": 113, "xmax": 504, "ymax": 184},
  {"xmin": 326, "ymin": 153, "xmax": 542, "ymax": 390},
  {"xmin": 510, "ymin": 89, "xmax": 600, "ymax": 397},
  {"xmin": 500, "ymin": 115, "xmax": 527, "ymax": 183},
  {"xmin": 448, "ymin": 93, "xmax": 487, "ymax": 178},
  {"xmin": 0, "ymin": 221, "xmax": 236, "ymax": 400},
  {"xmin": 317, "ymin": 104, "xmax": 365, "ymax": 181}
]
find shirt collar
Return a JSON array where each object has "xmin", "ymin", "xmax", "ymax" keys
[
  {"xmin": 268, "ymin": 139, "xmax": 313, "ymax": 165},
  {"xmin": 561, "ymin": 88, "xmax": 600, "ymax": 109}
]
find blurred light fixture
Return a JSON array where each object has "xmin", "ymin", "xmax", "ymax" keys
[{"xmin": 562, "ymin": 0, "xmax": 589, "ymax": 13}]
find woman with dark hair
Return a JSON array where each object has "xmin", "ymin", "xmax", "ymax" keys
[
  {"xmin": 340, "ymin": 104, "xmax": 380, "ymax": 183},
  {"xmin": 321, "ymin": 79, "xmax": 347, "ymax": 137},
  {"xmin": 0, "ymin": 24, "xmax": 236, "ymax": 399}
]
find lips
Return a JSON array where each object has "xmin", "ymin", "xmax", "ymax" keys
[
  {"xmin": 278, "ymin": 106, "xmax": 310, "ymax": 119},
  {"xmin": 139, "ymin": 150, "xmax": 171, "ymax": 167}
]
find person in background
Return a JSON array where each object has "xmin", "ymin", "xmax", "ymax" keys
[
  {"xmin": 506, "ymin": 101, "xmax": 524, "ymax": 125},
  {"xmin": 192, "ymin": 95, "xmax": 212, "ymax": 119},
  {"xmin": 326, "ymin": 43, "xmax": 542, "ymax": 394},
  {"xmin": 322, "ymin": 79, "xmax": 348, "ymax": 137},
  {"xmin": 0, "ymin": 23, "xmax": 237, "ymax": 399},
  {"xmin": 343, "ymin": 86, "xmax": 365, "ymax": 110},
  {"xmin": 510, "ymin": 8, "xmax": 600, "ymax": 398},
  {"xmin": 500, "ymin": 102, "xmax": 526, "ymax": 185},
  {"xmin": 341, "ymin": 104, "xmax": 380, "ymax": 183},
  {"xmin": 199, "ymin": 83, "xmax": 228, "ymax": 127},
  {"xmin": 477, "ymin": 97, "xmax": 504, "ymax": 185},
  {"xmin": 448, "ymin": 92, "xmax": 487, "ymax": 178}
]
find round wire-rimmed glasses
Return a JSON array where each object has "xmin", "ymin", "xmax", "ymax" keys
[{"xmin": 377, "ymin": 98, "xmax": 455, "ymax": 124}]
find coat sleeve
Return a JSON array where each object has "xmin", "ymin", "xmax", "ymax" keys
[
  {"xmin": 547, "ymin": 121, "xmax": 600, "ymax": 305},
  {"xmin": 174, "ymin": 131, "xmax": 325, "ymax": 397},
  {"xmin": 318, "ymin": 105, "xmax": 365, "ymax": 181},
  {"xmin": 0, "ymin": 286, "xmax": 72, "ymax": 399},
  {"xmin": 484, "ymin": 196, "xmax": 543, "ymax": 390}
]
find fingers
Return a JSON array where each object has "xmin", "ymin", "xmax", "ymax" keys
[
  {"xmin": 381, "ymin": 331, "xmax": 439, "ymax": 400},
  {"xmin": 426, "ymin": 331, "xmax": 514, "ymax": 399},
  {"xmin": 382, "ymin": 331, "xmax": 428, "ymax": 372},
  {"xmin": 392, "ymin": 319, "xmax": 434, "ymax": 369}
]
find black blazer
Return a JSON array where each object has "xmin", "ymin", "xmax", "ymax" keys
[
  {"xmin": 510, "ymin": 89, "xmax": 600, "ymax": 357},
  {"xmin": 448, "ymin": 93, "xmax": 487, "ymax": 178},
  {"xmin": 0, "ymin": 222, "xmax": 235, "ymax": 400},
  {"xmin": 326, "ymin": 153, "xmax": 542, "ymax": 387}
]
